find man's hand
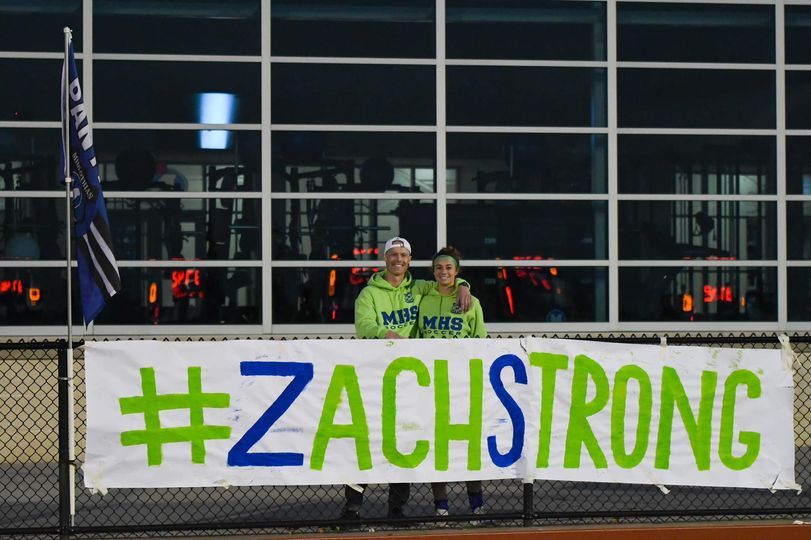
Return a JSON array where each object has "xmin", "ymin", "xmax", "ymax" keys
[
  {"xmin": 457, "ymin": 284, "xmax": 472, "ymax": 312},
  {"xmin": 385, "ymin": 330, "xmax": 403, "ymax": 339}
]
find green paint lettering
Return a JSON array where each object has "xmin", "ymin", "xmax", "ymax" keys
[
  {"xmin": 382, "ymin": 357, "xmax": 431, "ymax": 468},
  {"xmin": 655, "ymin": 367, "xmax": 717, "ymax": 471},
  {"xmin": 434, "ymin": 359, "xmax": 483, "ymax": 471},
  {"xmin": 719, "ymin": 370, "xmax": 761, "ymax": 470},
  {"xmin": 564, "ymin": 355, "xmax": 610, "ymax": 469},
  {"xmin": 310, "ymin": 365, "xmax": 372, "ymax": 471},
  {"xmin": 611, "ymin": 365, "xmax": 652, "ymax": 469},
  {"xmin": 529, "ymin": 352, "xmax": 569, "ymax": 468}
]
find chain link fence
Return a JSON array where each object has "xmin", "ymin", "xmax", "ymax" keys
[{"xmin": 2, "ymin": 334, "xmax": 810, "ymax": 538}]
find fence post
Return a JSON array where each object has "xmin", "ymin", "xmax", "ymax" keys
[
  {"xmin": 58, "ymin": 343, "xmax": 72, "ymax": 538},
  {"xmin": 523, "ymin": 481, "xmax": 534, "ymax": 526}
]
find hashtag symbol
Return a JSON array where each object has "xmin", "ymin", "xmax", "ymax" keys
[{"xmin": 119, "ymin": 366, "xmax": 231, "ymax": 466}]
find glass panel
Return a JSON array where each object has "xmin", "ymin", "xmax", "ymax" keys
[
  {"xmin": 94, "ymin": 61, "xmax": 261, "ymax": 123},
  {"xmin": 273, "ymin": 267, "xmax": 375, "ymax": 324},
  {"xmin": 787, "ymin": 136, "xmax": 811, "ymax": 194},
  {"xmin": 0, "ymin": 59, "xmax": 64, "ymax": 122},
  {"xmin": 0, "ymin": 268, "xmax": 73, "ymax": 325},
  {"xmin": 94, "ymin": 0, "xmax": 260, "ymax": 55},
  {"xmin": 272, "ymin": 132, "xmax": 435, "ymax": 193},
  {"xmin": 0, "ymin": 266, "xmax": 258, "ymax": 325},
  {"xmin": 447, "ymin": 201, "xmax": 607, "ymax": 259},
  {"xmin": 619, "ymin": 201, "xmax": 776, "ymax": 261},
  {"xmin": 272, "ymin": 199, "xmax": 436, "ymax": 260},
  {"xmin": 447, "ymin": 67, "xmax": 606, "ymax": 127},
  {"xmin": 95, "ymin": 267, "xmax": 261, "ymax": 325},
  {"xmin": 0, "ymin": 198, "xmax": 65, "ymax": 261},
  {"xmin": 0, "ymin": 129, "xmax": 65, "ymax": 191},
  {"xmin": 271, "ymin": 0, "xmax": 434, "ymax": 58},
  {"xmin": 447, "ymin": 1, "xmax": 605, "ymax": 61},
  {"xmin": 272, "ymin": 265, "xmax": 608, "ymax": 324},
  {"xmin": 620, "ymin": 266, "xmax": 776, "ymax": 322},
  {"xmin": 271, "ymin": 63, "xmax": 435, "ymax": 125},
  {"xmin": 788, "ymin": 202, "xmax": 811, "ymax": 260},
  {"xmin": 106, "ymin": 198, "xmax": 260, "ymax": 260},
  {"xmin": 461, "ymin": 266, "xmax": 608, "ymax": 323},
  {"xmin": 786, "ymin": 6, "xmax": 811, "ymax": 65},
  {"xmin": 788, "ymin": 268, "xmax": 811, "ymax": 321},
  {"xmin": 619, "ymin": 135, "xmax": 775, "ymax": 194},
  {"xmin": 786, "ymin": 71, "xmax": 811, "ymax": 130},
  {"xmin": 447, "ymin": 133, "xmax": 607, "ymax": 194},
  {"xmin": 0, "ymin": 1, "xmax": 82, "ymax": 52},
  {"xmin": 618, "ymin": 69, "xmax": 775, "ymax": 129},
  {"xmin": 618, "ymin": 3, "xmax": 774, "ymax": 63},
  {"xmin": 94, "ymin": 130, "xmax": 261, "ymax": 192}
]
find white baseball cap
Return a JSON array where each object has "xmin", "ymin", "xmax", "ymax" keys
[{"xmin": 384, "ymin": 236, "xmax": 411, "ymax": 254}]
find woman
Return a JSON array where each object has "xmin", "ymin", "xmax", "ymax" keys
[{"xmin": 417, "ymin": 246, "xmax": 486, "ymax": 521}]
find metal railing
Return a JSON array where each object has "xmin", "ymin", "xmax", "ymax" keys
[{"xmin": 2, "ymin": 333, "xmax": 810, "ymax": 538}]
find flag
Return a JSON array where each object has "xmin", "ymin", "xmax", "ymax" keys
[{"xmin": 61, "ymin": 39, "xmax": 121, "ymax": 326}]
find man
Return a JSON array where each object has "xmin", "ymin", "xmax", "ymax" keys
[{"xmin": 339, "ymin": 236, "xmax": 471, "ymax": 525}]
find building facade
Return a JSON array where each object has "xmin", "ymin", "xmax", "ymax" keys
[{"xmin": 1, "ymin": 0, "xmax": 810, "ymax": 336}]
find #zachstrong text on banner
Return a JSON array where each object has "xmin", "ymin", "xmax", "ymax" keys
[{"xmin": 83, "ymin": 338, "xmax": 799, "ymax": 492}]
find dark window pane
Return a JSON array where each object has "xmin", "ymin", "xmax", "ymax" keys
[
  {"xmin": 0, "ymin": 198, "xmax": 65, "ymax": 261},
  {"xmin": 272, "ymin": 0, "xmax": 434, "ymax": 58},
  {"xmin": 272, "ymin": 64, "xmax": 434, "ymax": 125},
  {"xmin": 788, "ymin": 202, "xmax": 811, "ymax": 260},
  {"xmin": 447, "ymin": 67, "xmax": 606, "ymax": 127},
  {"xmin": 272, "ymin": 199, "xmax": 436, "ymax": 260},
  {"xmin": 0, "ymin": 1, "xmax": 81, "ymax": 52},
  {"xmin": 273, "ymin": 132, "xmax": 435, "ymax": 193},
  {"xmin": 788, "ymin": 136, "xmax": 811, "ymax": 194},
  {"xmin": 0, "ymin": 59, "xmax": 64, "ymax": 122},
  {"xmin": 447, "ymin": 201, "xmax": 607, "ymax": 259},
  {"xmin": 447, "ymin": 133, "xmax": 607, "ymax": 193},
  {"xmin": 94, "ymin": 61, "xmax": 261, "ymax": 123},
  {"xmin": 0, "ymin": 129, "xmax": 64, "ymax": 191},
  {"xmin": 106, "ymin": 198, "xmax": 260, "ymax": 260},
  {"xmin": 618, "ymin": 69, "xmax": 775, "ymax": 129},
  {"xmin": 459, "ymin": 266, "xmax": 607, "ymax": 323},
  {"xmin": 786, "ymin": 71, "xmax": 811, "ymax": 130},
  {"xmin": 620, "ymin": 267, "xmax": 776, "ymax": 322},
  {"xmin": 618, "ymin": 3, "xmax": 774, "ymax": 63},
  {"xmin": 0, "ymin": 268, "xmax": 73, "ymax": 325},
  {"xmin": 788, "ymin": 268, "xmax": 811, "ymax": 320},
  {"xmin": 94, "ymin": 130, "xmax": 261, "ymax": 192},
  {"xmin": 447, "ymin": 1, "xmax": 605, "ymax": 61},
  {"xmin": 95, "ymin": 267, "xmax": 260, "ymax": 325},
  {"xmin": 94, "ymin": 0, "xmax": 260, "ymax": 55},
  {"xmin": 619, "ymin": 135, "xmax": 775, "ymax": 194},
  {"xmin": 786, "ymin": 6, "xmax": 811, "ymax": 64},
  {"xmin": 273, "ymin": 267, "xmax": 373, "ymax": 324},
  {"xmin": 619, "ymin": 201, "xmax": 776, "ymax": 261}
]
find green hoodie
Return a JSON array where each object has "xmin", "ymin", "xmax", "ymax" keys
[
  {"xmin": 354, "ymin": 271, "xmax": 469, "ymax": 339},
  {"xmin": 417, "ymin": 282, "xmax": 486, "ymax": 339}
]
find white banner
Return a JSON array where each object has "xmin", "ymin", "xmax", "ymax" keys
[{"xmin": 83, "ymin": 338, "xmax": 799, "ymax": 492}]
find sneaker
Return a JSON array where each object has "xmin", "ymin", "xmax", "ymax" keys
[
  {"xmin": 469, "ymin": 504, "xmax": 485, "ymax": 527},
  {"xmin": 333, "ymin": 509, "xmax": 360, "ymax": 531},
  {"xmin": 434, "ymin": 507, "xmax": 449, "ymax": 528}
]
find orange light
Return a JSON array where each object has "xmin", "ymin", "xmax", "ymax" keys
[
  {"xmin": 549, "ymin": 267, "xmax": 558, "ymax": 276},
  {"xmin": 505, "ymin": 285, "xmax": 515, "ymax": 316},
  {"xmin": 328, "ymin": 269, "xmax": 336, "ymax": 297},
  {"xmin": 149, "ymin": 282, "xmax": 158, "ymax": 304},
  {"xmin": 682, "ymin": 293, "xmax": 693, "ymax": 312},
  {"xmin": 29, "ymin": 287, "xmax": 41, "ymax": 304},
  {"xmin": 330, "ymin": 254, "xmax": 339, "ymax": 260},
  {"xmin": 703, "ymin": 285, "xmax": 717, "ymax": 303},
  {"xmin": 740, "ymin": 295, "xmax": 746, "ymax": 307}
]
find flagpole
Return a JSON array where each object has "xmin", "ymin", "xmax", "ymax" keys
[{"xmin": 62, "ymin": 25, "xmax": 76, "ymax": 526}]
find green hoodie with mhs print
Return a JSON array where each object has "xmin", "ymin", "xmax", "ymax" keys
[
  {"xmin": 354, "ymin": 271, "xmax": 468, "ymax": 339},
  {"xmin": 417, "ymin": 283, "xmax": 487, "ymax": 339}
]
